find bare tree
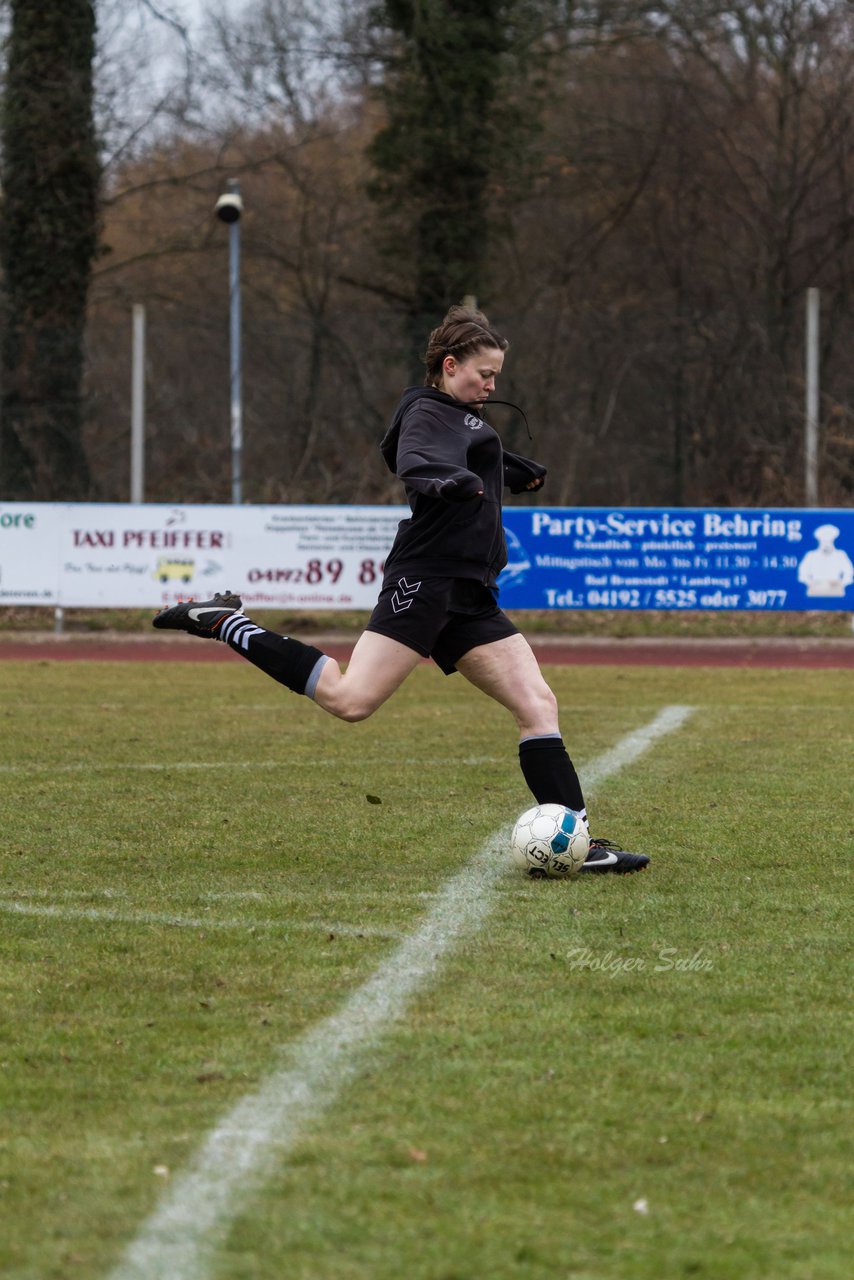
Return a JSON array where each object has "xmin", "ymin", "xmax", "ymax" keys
[
  {"xmin": 78, "ymin": 0, "xmax": 854, "ymax": 506},
  {"xmin": 85, "ymin": 0, "xmax": 403, "ymax": 503},
  {"xmin": 497, "ymin": 0, "xmax": 854, "ymax": 505}
]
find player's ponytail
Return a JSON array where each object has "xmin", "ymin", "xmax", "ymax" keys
[{"xmin": 424, "ymin": 305, "xmax": 509, "ymax": 387}]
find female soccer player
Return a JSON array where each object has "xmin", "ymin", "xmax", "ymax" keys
[{"xmin": 154, "ymin": 305, "xmax": 647, "ymax": 873}]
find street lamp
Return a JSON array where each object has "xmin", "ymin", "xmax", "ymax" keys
[{"xmin": 215, "ymin": 180, "xmax": 244, "ymax": 503}]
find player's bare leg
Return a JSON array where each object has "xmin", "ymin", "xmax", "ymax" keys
[
  {"xmin": 455, "ymin": 633, "xmax": 559, "ymax": 738},
  {"xmin": 154, "ymin": 594, "xmax": 422, "ymax": 717},
  {"xmin": 457, "ymin": 634, "xmax": 648, "ymax": 873},
  {"xmin": 312, "ymin": 630, "xmax": 423, "ymax": 722}
]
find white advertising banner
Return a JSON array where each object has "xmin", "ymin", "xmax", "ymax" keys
[
  {"xmin": 0, "ymin": 505, "xmax": 64, "ymax": 604},
  {"xmin": 0, "ymin": 503, "xmax": 407, "ymax": 609}
]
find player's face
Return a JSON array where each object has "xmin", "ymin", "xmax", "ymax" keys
[{"xmin": 441, "ymin": 346, "xmax": 505, "ymax": 404}]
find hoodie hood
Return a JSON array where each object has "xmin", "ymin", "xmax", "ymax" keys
[{"xmin": 380, "ymin": 386, "xmax": 473, "ymax": 473}]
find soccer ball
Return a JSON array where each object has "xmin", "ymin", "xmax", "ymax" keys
[{"xmin": 510, "ymin": 804, "xmax": 590, "ymax": 879}]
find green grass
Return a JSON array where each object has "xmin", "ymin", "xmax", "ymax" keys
[{"xmin": 0, "ymin": 659, "xmax": 851, "ymax": 1279}]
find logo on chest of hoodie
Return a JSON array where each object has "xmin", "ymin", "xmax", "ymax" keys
[{"xmin": 464, "ymin": 414, "xmax": 484, "ymax": 430}]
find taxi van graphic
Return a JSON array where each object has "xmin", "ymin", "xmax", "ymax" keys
[{"xmin": 153, "ymin": 557, "xmax": 195, "ymax": 584}]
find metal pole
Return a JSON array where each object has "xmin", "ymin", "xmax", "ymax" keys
[
  {"xmin": 215, "ymin": 180, "xmax": 244, "ymax": 502},
  {"xmin": 130, "ymin": 304, "xmax": 146, "ymax": 503},
  {"xmin": 805, "ymin": 287, "xmax": 819, "ymax": 507},
  {"xmin": 229, "ymin": 201, "xmax": 243, "ymax": 504}
]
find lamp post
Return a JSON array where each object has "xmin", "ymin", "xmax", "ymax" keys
[{"xmin": 215, "ymin": 180, "xmax": 244, "ymax": 503}]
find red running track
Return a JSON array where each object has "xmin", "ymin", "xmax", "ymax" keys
[{"xmin": 0, "ymin": 635, "xmax": 851, "ymax": 668}]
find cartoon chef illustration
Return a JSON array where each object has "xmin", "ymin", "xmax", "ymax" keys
[{"xmin": 797, "ymin": 524, "xmax": 854, "ymax": 597}]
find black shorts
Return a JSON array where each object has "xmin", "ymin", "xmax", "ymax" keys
[{"xmin": 365, "ymin": 575, "xmax": 519, "ymax": 675}]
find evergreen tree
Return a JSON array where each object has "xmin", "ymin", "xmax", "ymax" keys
[
  {"xmin": 0, "ymin": 0, "xmax": 100, "ymax": 499},
  {"xmin": 369, "ymin": 0, "xmax": 540, "ymax": 360}
]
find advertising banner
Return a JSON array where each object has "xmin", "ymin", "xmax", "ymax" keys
[
  {"xmin": 499, "ymin": 507, "xmax": 854, "ymax": 611},
  {"xmin": 0, "ymin": 502, "xmax": 852, "ymax": 611},
  {"xmin": 0, "ymin": 505, "xmax": 63, "ymax": 604},
  {"xmin": 0, "ymin": 503, "xmax": 406, "ymax": 609}
]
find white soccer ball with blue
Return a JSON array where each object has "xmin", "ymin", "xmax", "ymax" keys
[{"xmin": 510, "ymin": 804, "xmax": 590, "ymax": 879}]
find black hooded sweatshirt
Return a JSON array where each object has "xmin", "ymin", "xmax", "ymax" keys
[{"xmin": 379, "ymin": 386, "xmax": 546, "ymax": 589}]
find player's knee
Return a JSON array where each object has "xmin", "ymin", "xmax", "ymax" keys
[
  {"xmin": 520, "ymin": 682, "xmax": 559, "ymax": 734},
  {"xmin": 321, "ymin": 688, "xmax": 377, "ymax": 723},
  {"xmin": 531, "ymin": 680, "xmax": 558, "ymax": 718},
  {"xmin": 336, "ymin": 701, "xmax": 375, "ymax": 724}
]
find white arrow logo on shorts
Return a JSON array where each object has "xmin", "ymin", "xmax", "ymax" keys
[{"xmin": 391, "ymin": 578, "xmax": 421, "ymax": 613}]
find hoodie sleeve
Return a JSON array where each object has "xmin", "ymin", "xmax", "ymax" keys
[
  {"xmin": 503, "ymin": 450, "xmax": 547, "ymax": 494},
  {"xmin": 395, "ymin": 403, "xmax": 484, "ymax": 502}
]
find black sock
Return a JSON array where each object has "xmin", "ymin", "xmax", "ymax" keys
[
  {"xmin": 217, "ymin": 613, "xmax": 330, "ymax": 696},
  {"xmin": 518, "ymin": 735, "xmax": 587, "ymax": 823}
]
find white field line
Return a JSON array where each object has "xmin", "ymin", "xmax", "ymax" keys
[
  {"xmin": 0, "ymin": 759, "xmax": 303, "ymax": 775},
  {"xmin": 581, "ymin": 703, "xmax": 695, "ymax": 789},
  {"xmin": 3, "ymin": 885, "xmax": 433, "ymax": 905},
  {"xmin": 0, "ymin": 758, "xmax": 497, "ymax": 775},
  {"xmin": 109, "ymin": 704, "xmax": 694, "ymax": 1280},
  {"xmin": 0, "ymin": 901, "xmax": 401, "ymax": 941}
]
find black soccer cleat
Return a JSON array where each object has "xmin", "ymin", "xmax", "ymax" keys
[
  {"xmin": 152, "ymin": 591, "xmax": 243, "ymax": 638},
  {"xmin": 579, "ymin": 838, "xmax": 650, "ymax": 875}
]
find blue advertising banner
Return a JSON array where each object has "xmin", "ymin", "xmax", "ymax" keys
[{"xmin": 498, "ymin": 508, "xmax": 854, "ymax": 611}]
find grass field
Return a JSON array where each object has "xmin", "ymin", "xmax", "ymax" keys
[{"xmin": 0, "ymin": 657, "xmax": 851, "ymax": 1279}]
